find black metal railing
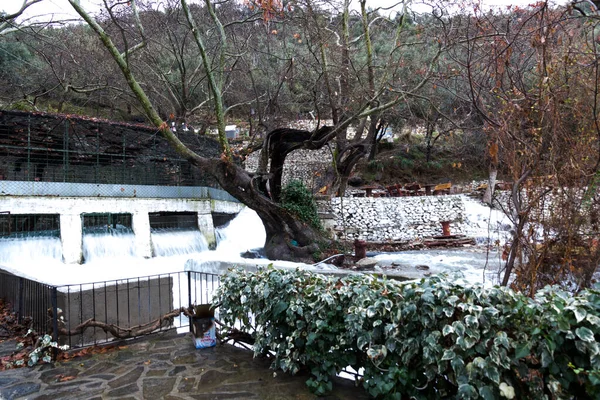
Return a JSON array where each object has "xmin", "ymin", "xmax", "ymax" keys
[{"xmin": 0, "ymin": 270, "xmax": 221, "ymax": 349}]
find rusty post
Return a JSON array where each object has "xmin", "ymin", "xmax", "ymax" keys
[
  {"xmin": 354, "ymin": 239, "xmax": 367, "ymax": 261},
  {"xmin": 441, "ymin": 221, "xmax": 451, "ymax": 237}
]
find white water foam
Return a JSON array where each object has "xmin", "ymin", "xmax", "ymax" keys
[
  {"xmin": 0, "ymin": 236, "xmax": 63, "ymax": 265},
  {"xmin": 82, "ymin": 231, "xmax": 138, "ymax": 262},
  {"xmin": 215, "ymin": 207, "xmax": 266, "ymax": 254},
  {"xmin": 152, "ymin": 230, "xmax": 209, "ymax": 257},
  {"xmin": 461, "ymin": 196, "xmax": 512, "ymax": 246}
]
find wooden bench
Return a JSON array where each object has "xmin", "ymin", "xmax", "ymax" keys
[{"xmin": 433, "ymin": 182, "xmax": 452, "ymax": 195}]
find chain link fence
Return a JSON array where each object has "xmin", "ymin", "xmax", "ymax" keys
[{"xmin": 0, "ymin": 110, "xmax": 237, "ymax": 200}]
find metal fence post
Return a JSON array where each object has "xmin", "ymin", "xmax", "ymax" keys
[
  {"xmin": 187, "ymin": 271, "xmax": 192, "ymax": 333},
  {"xmin": 51, "ymin": 286, "xmax": 59, "ymax": 358},
  {"xmin": 18, "ymin": 277, "xmax": 24, "ymax": 325},
  {"xmin": 27, "ymin": 115, "xmax": 31, "ymax": 181},
  {"xmin": 63, "ymin": 119, "xmax": 69, "ymax": 182}
]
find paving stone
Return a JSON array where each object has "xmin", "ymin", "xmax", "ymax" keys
[
  {"xmin": 47, "ymin": 379, "xmax": 92, "ymax": 389},
  {"xmin": 80, "ymin": 361, "xmax": 118, "ymax": 376},
  {"xmin": 190, "ymin": 392, "xmax": 258, "ymax": 399},
  {"xmin": 107, "ymin": 366, "xmax": 144, "ymax": 388},
  {"xmin": 113, "ymin": 350, "xmax": 136, "ymax": 363},
  {"xmin": 153, "ymin": 340, "xmax": 176, "ymax": 349},
  {"xmin": 89, "ymin": 373, "xmax": 116, "ymax": 380},
  {"xmin": 149, "ymin": 352, "xmax": 172, "ymax": 361},
  {"xmin": 199, "ymin": 369, "xmax": 235, "ymax": 384},
  {"xmin": 146, "ymin": 369, "xmax": 167, "ymax": 377},
  {"xmin": 106, "ymin": 383, "xmax": 139, "ymax": 397},
  {"xmin": 142, "ymin": 377, "xmax": 176, "ymax": 400},
  {"xmin": 39, "ymin": 367, "xmax": 80, "ymax": 384},
  {"xmin": 0, "ymin": 377, "xmax": 18, "ymax": 387},
  {"xmin": 147, "ymin": 360, "xmax": 170, "ymax": 369},
  {"xmin": 177, "ymin": 376, "xmax": 196, "ymax": 393},
  {"xmin": 213, "ymin": 359, "xmax": 233, "ymax": 369},
  {"xmin": 168, "ymin": 366, "xmax": 186, "ymax": 376},
  {"xmin": 32, "ymin": 388, "xmax": 83, "ymax": 400},
  {"xmin": 0, "ymin": 383, "xmax": 41, "ymax": 400}
]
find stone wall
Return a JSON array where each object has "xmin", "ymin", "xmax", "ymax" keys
[
  {"xmin": 319, "ymin": 195, "xmax": 466, "ymax": 242},
  {"xmin": 244, "ymin": 120, "xmax": 335, "ymax": 191}
]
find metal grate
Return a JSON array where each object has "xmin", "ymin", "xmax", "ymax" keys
[
  {"xmin": 0, "ymin": 213, "xmax": 60, "ymax": 238},
  {"xmin": 82, "ymin": 213, "xmax": 132, "ymax": 234},
  {"xmin": 149, "ymin": 212, "xmax": 198, "ymax": 232}
]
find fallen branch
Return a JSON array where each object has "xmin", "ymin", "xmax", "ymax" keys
[{"xmin": 50, "ymin": 307, "xmax": 195, "ymax": 340}]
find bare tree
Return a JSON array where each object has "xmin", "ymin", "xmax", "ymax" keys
[
  {"xmin": 0, "ymin": 0, "xmax": 42, "ymax": 36},
  {"xmin": 64, "ymin": 0, "xmax": 453, "ymax": 261},
  {"xmin": 454, "ymin": 2, "xmax": 600, "ymax": 291}
]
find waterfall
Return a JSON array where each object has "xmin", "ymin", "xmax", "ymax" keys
[
  {"xmin": 152, "ymin": 230, "xmax": 209, "ymax": 257},
  {"xmin": 461, "ymin": 196, "xmax": 512, "ymax": 245},
  {"xmin": 215, "ymin": 207, "xmax": 266, "ymax": 255},
  {"xmin": 0, "ymin": 236, "xmax": 63, "ymax": 265},
  {"xmin": 82, "ymin": 231, "xmax": 138, "ymax": 262}
]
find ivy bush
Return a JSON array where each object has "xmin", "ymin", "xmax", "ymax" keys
[
  {"xmin": 280, "ymin": 180, "xmax": 322, "ymax": 230},
  {"xmin": 216, "ymin": 267, "xmax": 600, "ymax": 399}
]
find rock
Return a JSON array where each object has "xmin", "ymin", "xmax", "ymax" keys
[
  {"xmin": 415, "ymin": 265, "xmax": 430, "ymax": 270},
  {"xmin": 355, "ymin": 258, "xmax": 378, "ymax": 269}
]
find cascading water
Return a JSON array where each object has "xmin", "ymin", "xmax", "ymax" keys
[
  {"xmin": 82, "ymin": 231, "xmax": 138, "ymax": 262},
  {"xmin": 0, "ymin": 236, "xmax": 63, "ymax": 265},
  {"xmin": 461, "ymin": 196, "xmax": 512, "ymax": 245},
  {"xmin": 215, "ymin": 207, "xmax": 266, "ymax": 256},
  {"xmin": 152, "ymin": 230, "xmax": 209, "ymax": 257}
]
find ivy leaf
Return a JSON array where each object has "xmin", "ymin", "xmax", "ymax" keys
[
  {"xmin": 441, "ymin": 350, "xmax": 455, "ymax": 361},
  {"xmin": 494, "ymin": 331, "xmax": 510, "ymax": 349},
  {"xmin": 479, "ymin": 385, "xmax": 496, "ymax": 400},
  {"xmin": 587, "ymin": 314, "xmax": 600, "ymax": 327},
  {"xmin": 484, "ymin": 365, "xmax": 500, "ymax": 384},
  {"xmin": 576, "ymin": 327, "xmax": 595, "ymax": 343},
  {"xmin": 514, "ymin": 342, "xmax": 531, "ymax": 359},
  {"xmin": 573, "ymin": 308, "xmax": 587, "ymax": 323},
  {"xmin": 357, "ymin": 335, "xmax": 369, "ymax": 350},
  {"xmin": 457, "ymin": 383, "xmax": 477, "ymax": 398},
  {"xmin": 273, "ymin": 300, "xmax": 288, "ymax": 316},
  {"xmin": 443, "ymin": 325, "xmax": 454, "ymax": 336}
]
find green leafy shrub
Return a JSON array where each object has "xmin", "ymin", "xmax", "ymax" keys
[
  {"xmin": 280, "ymin": 180, "xmax": 322, "ymax": 229},
  {"xmin": 216, "ymin": 268, "xmax": 600, "ymax": 399}
]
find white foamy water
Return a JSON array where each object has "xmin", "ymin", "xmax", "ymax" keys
[
  {"xmin": 0, "ymin": 236, "xmax": 63, "ymax": 264},
  {"xmin": 82, "ymin": 231, "xmax": 138, "ymax": 262},
  {"xmin": 215, "ymin": 207, "xmax": 266, "ymax": 254},
  {"xmin": 461, "ymin": 196, "xmax": 512, "ymax": 246},
  {"xmin": 152, "ymin": 230, "xmax": 209, "ymax": 257},
  {"xmin": 374, "ymin": 248, "xmax": 505, "ymax": 287}
]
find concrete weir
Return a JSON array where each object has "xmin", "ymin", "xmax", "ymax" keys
[{"xmin": 0, "ymin": 181, "xmax": 243, "ymax": 264}]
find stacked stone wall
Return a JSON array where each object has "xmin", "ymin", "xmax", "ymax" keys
[{"xmin": 319, "ymin": 195, "xmax": 466, "ymax": 242}]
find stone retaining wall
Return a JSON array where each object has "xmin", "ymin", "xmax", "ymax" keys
[{"xmin": 320, "ymin": 195, "xmax": 466, "ymax": 242}]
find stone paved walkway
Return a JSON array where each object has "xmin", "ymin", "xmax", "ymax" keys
[{"xmin": 0, "ymin": 330, "xmax": 368, "ymax": 400}]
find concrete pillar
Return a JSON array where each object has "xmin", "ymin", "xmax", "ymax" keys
[
  {"xmin": 197, "ymin": 213, "xmax": 216, "ymax": 249},
  {"xmin": 60, "ymin": 213, "xmax": 83, "ymax": 264},
  {"xmin": 132, "ymin": 211, "xmax": 153, "ymax": 258}
]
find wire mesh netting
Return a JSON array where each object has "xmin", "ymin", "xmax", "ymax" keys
[{"xmin": 0, "ymin": 110, "xmax": 233, "ymax": 198}]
